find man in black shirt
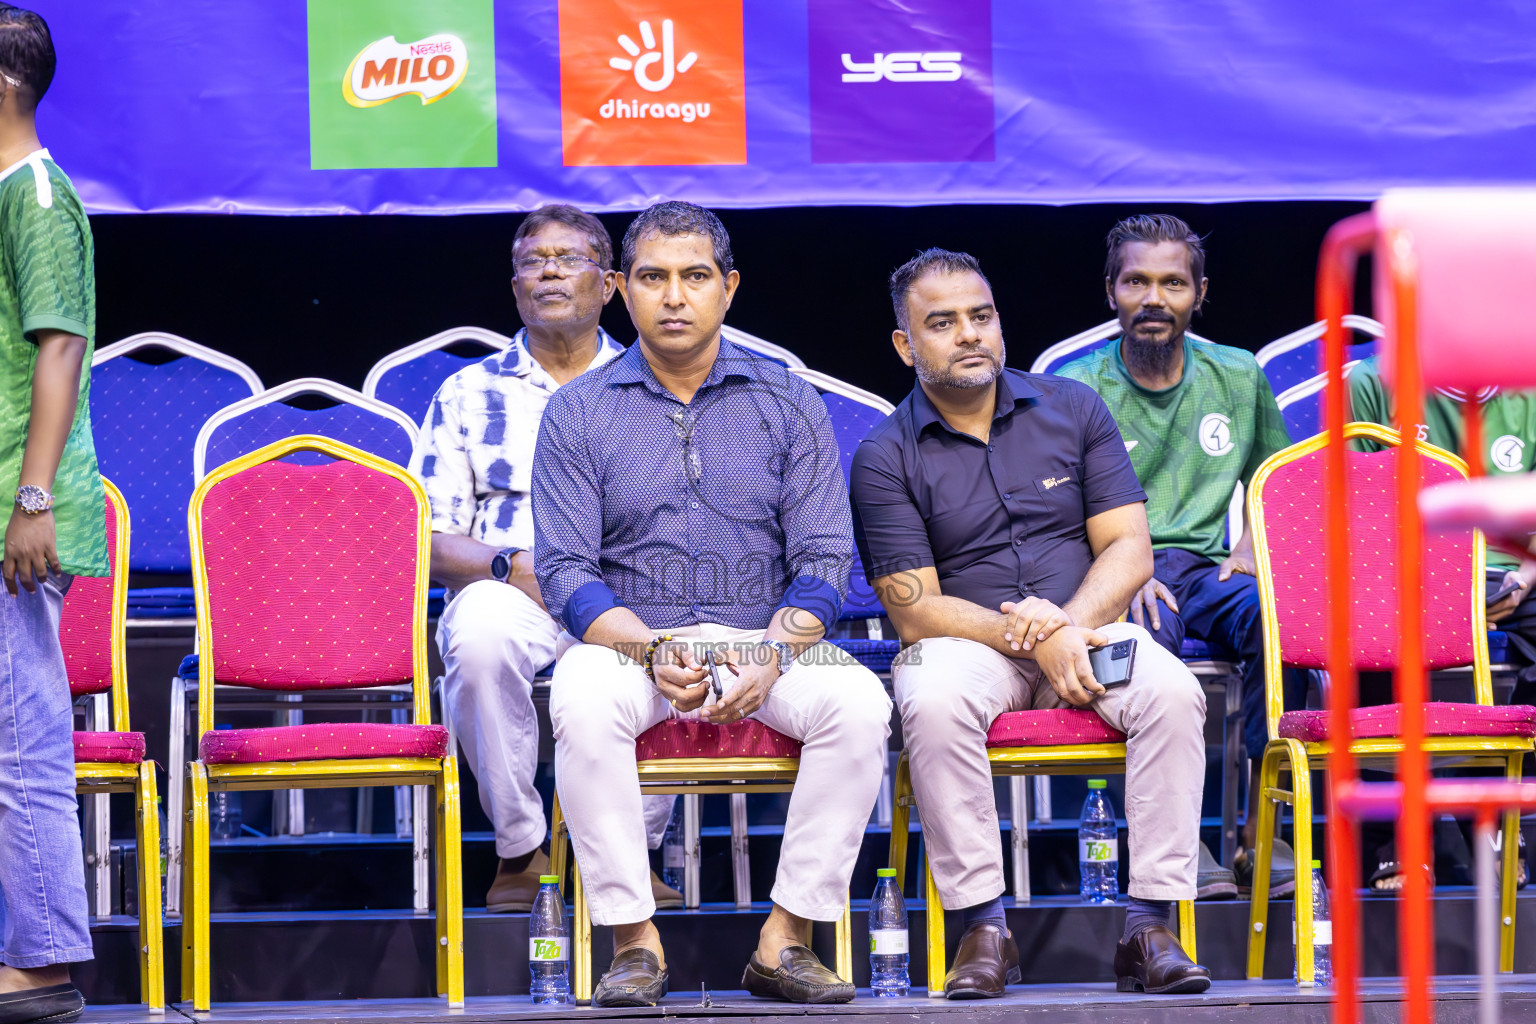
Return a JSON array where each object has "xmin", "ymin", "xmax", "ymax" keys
[{"xmin": 850, "ymin": 249, "xmax": 1209, "ymax": 998}]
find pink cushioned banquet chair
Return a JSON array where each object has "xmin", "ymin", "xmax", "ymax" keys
[
  {"xmin": 62, "ymin": 476, "xmax": 164, "ymax": 1009},
  {"xmin": 888, "ymin": 709, "xmax": 1199, "ymax": 996},
  {"xmin": 179, "ymin": 435, "xmax": 463, "ymax": 1011},
  {"xmin": 549, "ymin": 718, "xmax": 853, "ymax": 1004},
  {"xmin": 1243, "ymin": 422, "xmax": 1534, "ymax": 983}
]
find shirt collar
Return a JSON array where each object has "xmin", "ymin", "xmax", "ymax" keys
[
  {"xmin": 498, "ymin": 327, "xmax": 624, "ymax": 379},
  {"xmin": 1109, "ymin": 334, "xmax": 1193, "ymax": 396},
  {"xmin": 909, "ymin": 369, "xmax": 1040, "ymax": 436},
  {"xmin": 606, "ymin": 335, "xmax": 757, "ymax": 394}
]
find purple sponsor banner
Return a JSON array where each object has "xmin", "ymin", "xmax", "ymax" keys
[
  {"xmin": 807, "ymin": 0, "xmax": 993, "ymax": 164},
  {"xmin": 24, "ymin": 0, "xmax": 1536, "ymax": 214}
]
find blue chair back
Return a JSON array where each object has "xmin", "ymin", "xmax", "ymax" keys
[
  {"xmin": 363, "ymin": 327, "xmax": 512, "ymax": 426},
  {"xmin": 197, "ymin": 379, "xmax": 418, "ymax": 480},
  {"xmin": 792, "ymin": 369, "xmax": 895, "ymax": 620},
  {"xmin": 90, "ymin": 334, "xmax": 262, "ymax": 573},
  {"xmin": 1256, "ymin": 316, "xmax": 1384, "ymax": 398},
  {"xmin": 721, "ymin": 325, "xmax": 807, "ymax": 369}
]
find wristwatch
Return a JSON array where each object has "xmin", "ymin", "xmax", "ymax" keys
[
  {"xmin": 762, "ymin": 639, "xmax": 796, "ymax": 675},
  {"xmin": 490, "ymin": 547, "xmax": 523, "ymax": 583},
  {"xmin": 14, "ymin": 484, "xmax": 52, "ymax": 516}
]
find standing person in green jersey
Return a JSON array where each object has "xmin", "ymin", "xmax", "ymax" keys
[
  {"xmin": 0, "ymin": 8, "xmax": 106, "ymax": 1024},
  {"xmin": 1349, "ymin": 356, "xmax": 1535, "ymax": 891},
  {"xmin": 1057, "ymin": 214, "xmax": 1297, "ymax": 901}
]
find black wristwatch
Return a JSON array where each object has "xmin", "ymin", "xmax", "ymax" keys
[{"xmin": 490, "ymin": 547, "xmax": 523, "ymax": 583}]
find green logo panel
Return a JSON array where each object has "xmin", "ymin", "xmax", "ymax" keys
[{"xmin": 308, "ymin": 0, "xmax": 497, "ymax": 169}]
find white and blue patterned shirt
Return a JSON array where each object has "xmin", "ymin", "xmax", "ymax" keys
[{"xmin": 409, "ymin": 328, "xmax": 625, "ymax": 551}]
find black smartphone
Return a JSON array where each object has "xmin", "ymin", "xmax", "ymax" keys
[
  {"xmin": 1087, "ymin": 638, "xmax": 1137, "ymax": 689},
  {"xmin": 1488, "ymin": 575, "xmax": 1524, "ymax": 607},
  {"xmin": 704, "ymin": 648, "xmax": 724, "ymax": 699}
]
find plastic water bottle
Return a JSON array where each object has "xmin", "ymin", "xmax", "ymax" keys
[
  {"xmin": 1079, "ymin": 779, "xmax": 1119, "ymax": 904},
  {"xmin": 869, "ymin": 867, "xmax": 910, "ymax": 997},
  {"xmin": 661, "ymin": 801, "xmax": 685, "ymax": 892},
  {"xmin": 528, "ymin": 875, "xmax": 571, "ymax": 1005},
  {"xmin": 1294, "ymin": 860, "xmax": 1332, "ymax": 987}
]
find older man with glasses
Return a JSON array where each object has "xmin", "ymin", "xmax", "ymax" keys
[{"xmin": 409, "ymin": 205, "xmax": 679, "ymax": 922}]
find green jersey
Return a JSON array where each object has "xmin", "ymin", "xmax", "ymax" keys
[
  {"xmin": 1349, "ymin": 354, "xmax": 1536, "ymax": 570},
  {"xmin": 0, "ymin": 151, "xmax": 106, "ymax": 577},
  {"xmin": 1058, "ymin": 336, "xmax": 1291, "ymax": 562}
]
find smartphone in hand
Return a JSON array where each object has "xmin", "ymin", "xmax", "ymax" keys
[
  {"xmin": 1087, "ymin": 638, "xmax": 1137, "ymax": 689},
  {"xmin": 704, "ymin": 648, "xmax": 725, "ymax": 699}
]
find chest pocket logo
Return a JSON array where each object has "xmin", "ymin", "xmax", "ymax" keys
[
  {"xmin": 1198, "ymin": 413, "xmax": 1235, "ymax": 457},
  {"xmin": 1491, "ymin": 434, "xmax": 1526, "ymax": 473}
]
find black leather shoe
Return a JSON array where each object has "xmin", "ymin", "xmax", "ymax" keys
[
  {"xmin": 742, "ymin": 944, "xmax": 855, "ymax": 1004},
  {"xmin": 944, "ymin": 922, "xmax": 1021, "ymax": 999},
  {"xmin": 592, "ymin": 947, "xmax": 669, "ymax": 1007},
  {"xmin": 0, "ymin": 984, "xmax": 84, "ymax": 1024},
  {"xmin": 1113, "ymin": 924, "xmax": 1211, "ymax": 994}
]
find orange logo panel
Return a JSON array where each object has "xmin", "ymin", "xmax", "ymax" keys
[{"xmin": 558, "ymin": 0, "xmax": 746, "ymax": 167}]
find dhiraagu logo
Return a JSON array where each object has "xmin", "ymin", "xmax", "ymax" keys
[{"xmin": 308, "ymin": 0, "xmax": 497, "ymax": 170}]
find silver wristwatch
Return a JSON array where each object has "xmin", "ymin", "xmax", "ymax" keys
[
  {"xmin": 14, "ymin": 484, "xmax": 52, "ymax": 516},
  {"xmin": 762, "ymin": 639, "xmax": 795, "ymax": 674}
]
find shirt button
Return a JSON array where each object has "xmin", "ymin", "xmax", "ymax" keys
[
  {"xmin": 1014, "ymin": 537, "xmax": 1024, "ymax": 546},
  {"xmin": 1004, "ymin": 493, "xmax": 1011, "ymax": 500},
  {"xmin": 690, "ymin": 501, "xmax": 699, "ymax": 509}
]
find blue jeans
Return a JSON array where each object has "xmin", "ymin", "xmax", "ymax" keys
[
  {"xmin": 0, "ymin": 573, "xmax": 92, "ymax": 967},
  {"xmin": 1143, "ymin": 548, "xmax": 1306, "ymax": 760}
]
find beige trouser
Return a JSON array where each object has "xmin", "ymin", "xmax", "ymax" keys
[
  {"xmin": 549, "ymin": 624, "xmax": 892, "ymax": 926},
  {"xmin": 893, "ymin": 622, "xmax": 1205, "ymax": 906}
]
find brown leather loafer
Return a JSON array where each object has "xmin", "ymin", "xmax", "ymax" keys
[
  {"xmin": 592, "ymin": 946, "xmax": 669, "ymax": 1007},
  {"xmin": 944, "ymin": 922, "xmax": 1021, "ymax": 999},
  {"xmin": 1113, "ymin": 924, "xmax": 1211, "ymax": 994},
  {"xmin": 742, "ymin": 944, "xmax": 855, "ymax": 1003},
  {"xmin": 484, "ymin": 849, "xmax": 551, "ymax": 913},
  {"xmin": 0, "ymin": 983, "xmax": 84, "ymax": 1024}
]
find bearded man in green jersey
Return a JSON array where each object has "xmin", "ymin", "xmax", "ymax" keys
[{"xmin": 1057, "ymin": 215, "xmax": 1296, "ymax": 899}]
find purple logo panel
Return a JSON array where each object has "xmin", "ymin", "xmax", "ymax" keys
[{"xmin": 808, "ymin": 0, "xmax": 994, "ymax": 164}]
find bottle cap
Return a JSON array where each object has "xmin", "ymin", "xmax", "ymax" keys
[
  {"xmin": 1087, "ymin": 779, "xmax": 1107, "ymax": 789},
  {"xmin": 1312, "ymin": 860, "xmax": 1322, "ymax": 869},
  {"xmin": 539, "ymin": 875, "xmax": 560, "ymax": 885},
  {"xmin": 877, "ymin": 868, "xmax": 897, "ymax": 878}
]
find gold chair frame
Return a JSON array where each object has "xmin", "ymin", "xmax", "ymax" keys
[
  {"xmin": 74, "ymin": 476, "xmax": 164, "ymax": 1009},
  {"xmin": 1244, "ymin": 423, "xmax": 1531, "ymax": 981},
  {"xmin": 179, "ymin": 436, "xmax": 463, "ymax": 1011},
  {"xmin": 550, "ymin": 754, "xmax": 853, "ymax": 1004}
]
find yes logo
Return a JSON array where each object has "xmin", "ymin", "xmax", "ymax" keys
[
  {"xmin": 840, "ymin": 52, "xmax": 962, "ymax": 83},
  {"xmin": 809, "ymin": 0, "xmax": 994, "ymax": 164},
  {"xmin": 559, "ymin": 0, "xmax": 746, "ymax": 167},
  {"xmin": 1199, "ymin": 413, "xmax": 1236, "ymax": 457},
  {"xmin": 343, "ymin": 35, "xmax": 469, "ymax": 107},
  {"xmin": 1491, "ymin": 434, "xmax": 1527, "ymax": 473},
  {"xmin": 307, "ymin": 0, "xmax": 496, "ymax": 170}
]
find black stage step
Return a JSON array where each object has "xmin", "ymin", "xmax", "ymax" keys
[
  {"xmin": 77, "ymin": 890, "xmax": 1536, "ymax": 1005},
  {"xmin": 69, "ymin": 976, "xmax": 1536, "ymax": 1024}
]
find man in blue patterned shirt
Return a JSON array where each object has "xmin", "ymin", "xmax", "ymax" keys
[
  {"xmin": 408, "ymin": 206, "xmax": 677, "ymax": 915},
  {"xmin": 534, "ymin": 202, "xmax": 891, "ymax": 1006}
]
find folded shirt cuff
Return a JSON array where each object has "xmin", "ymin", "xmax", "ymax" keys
[
  {"xmin": 774, "ymin": 576, "xmax": 842, "ymax": 632},
  {"xmin": 564, "ymin": 580, "xmax": 624, "ymax": 640}
]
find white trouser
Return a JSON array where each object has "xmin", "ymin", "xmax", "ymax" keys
[
  {"xmin": 549, "ymin": 624, "xmax": 892, "ymax": 926},
  {"xmin": 893, "ymin": 622, "xmax": 1205, "ymax": 906},
  {"xmin": 437, "ymin": 581, "xmax": 674, "ymax": 858}
]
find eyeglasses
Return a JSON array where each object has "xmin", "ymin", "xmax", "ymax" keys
[
  {"xmin": 0, "ymin": 73, "xmax": 20, "ymax": 90},
  {"xmin": 514, "ymin": 253, "xmax": 602, "ymax": 276}
]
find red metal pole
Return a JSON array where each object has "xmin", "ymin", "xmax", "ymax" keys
[
  {"xmin": 1388, "ymin": 229, "xmax": 1433, "ymax": 1024},
  {"xmin": 1316, "ymin": 211, "xmax": 1376, "ymax": 1024}
]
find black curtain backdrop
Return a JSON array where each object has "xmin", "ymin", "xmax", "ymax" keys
[{"xmin": 93, "ymin": 201, "xmax": 1375, "ymax": 407}]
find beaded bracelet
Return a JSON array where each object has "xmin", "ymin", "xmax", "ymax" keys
[{"xmin": 642, "ymin": 634, "xmax": 675, "ymax": 684}]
